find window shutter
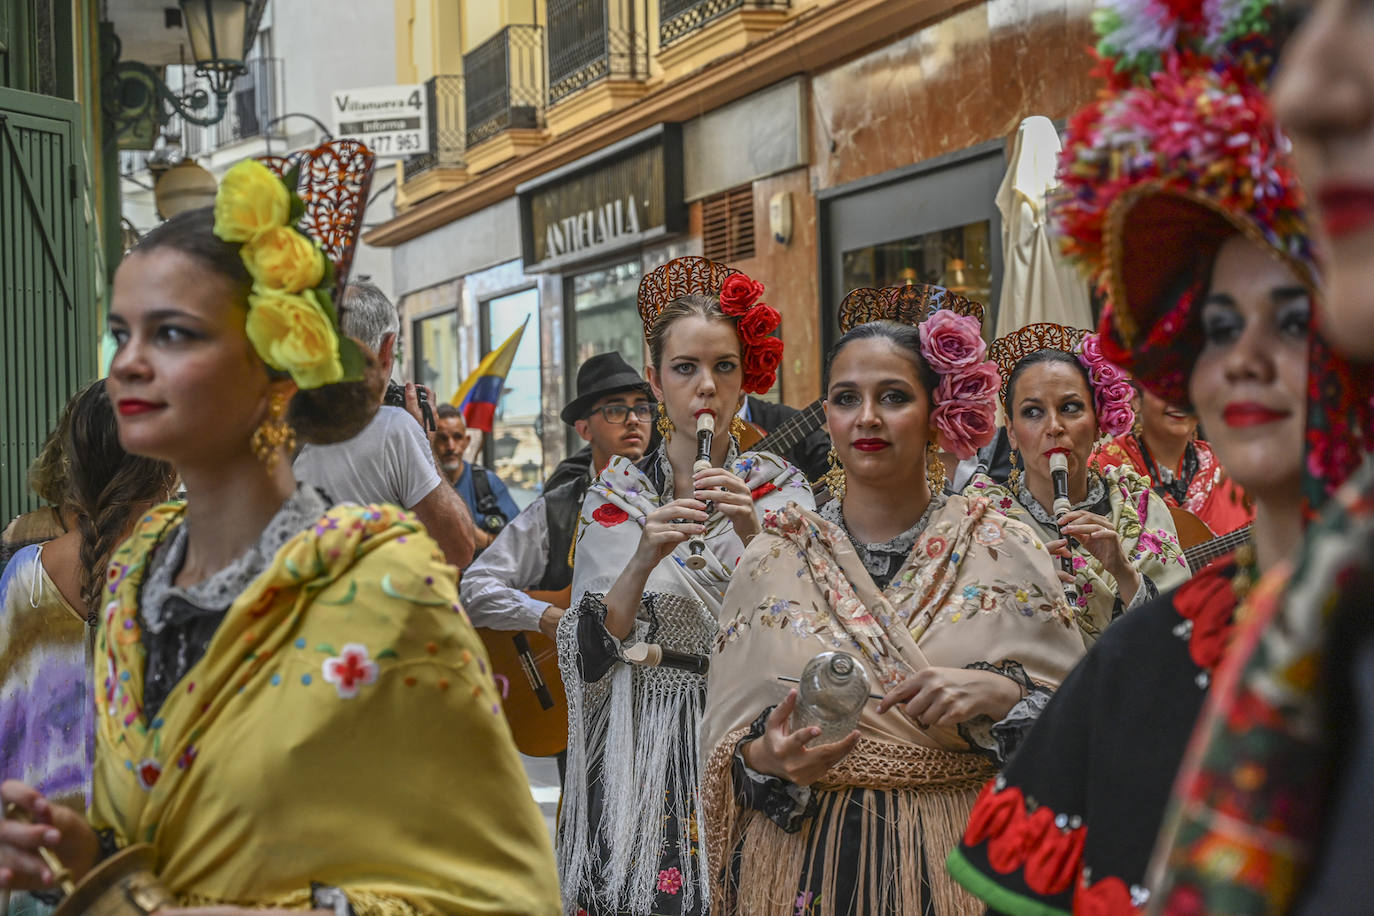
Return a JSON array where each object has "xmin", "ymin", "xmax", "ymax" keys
[{"xmin": 701, "ymin": 184, "xmax": 755, "ymax": 262}]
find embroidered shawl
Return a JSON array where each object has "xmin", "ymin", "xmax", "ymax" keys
[
  {"xmin": 557, "ymin": 448, "xmax": 810, "ymax": 916},
  {"xmin": 1091, "ymin": 435, "xmax": 1252, "ymax": 537},
  {"xmin": 965, "ymin": 465, "xmax": 1191, "ymax": 641},
  {"xmin": 699, "ymin": 496, "xmax": 1085, "ymax": 916},
  {"xmin": 91, "ymin": 501, "xmax": 560, "ymax": 915}
]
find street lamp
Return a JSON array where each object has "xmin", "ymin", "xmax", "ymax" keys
[{"xmin": 104, "ymin": 0, "xmax": 253, "ymax": 144}]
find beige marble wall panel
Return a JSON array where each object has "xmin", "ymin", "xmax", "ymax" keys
[
  {"xmin": 730, "ymin": 168, "xmax": 822, "ymax": 409},
  {"xmin": 810, "ymin": 0, "xmax": 1096, "ymax": 190}
]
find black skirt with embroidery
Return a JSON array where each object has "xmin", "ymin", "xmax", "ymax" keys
[{"xmin": 947, "ymin": 561, "xmax": 1238, "ymax": 915}]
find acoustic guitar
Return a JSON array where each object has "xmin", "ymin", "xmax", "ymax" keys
[
  {"xmin": 476, "ymin": 587, "xmax": 570, "ymax": 758},
  {"xmin": 735, "ymin": 400, "xmax": 827, "ymax": 461}
]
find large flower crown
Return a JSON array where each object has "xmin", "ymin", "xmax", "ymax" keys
[
  {"xmin": 1056, "ymin": 0, "xmax": 1313, "ymax": 406},
  {"xmin": 212, "ymin": 158, "xmax": 365, "ymax": 389},
  {"xmin": 837, "ymin": 285, "xmax": 997, "ymax": 460},
  {"xmin": 990, "ymin": 323, "xmax": 1136, "ymax": 438},
  {"xmin": 637, "ymin": 256, "xmax": 782, "ymax": 394}
]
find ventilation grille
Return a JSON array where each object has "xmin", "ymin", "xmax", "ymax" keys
[{"xmin": 701, "ymin": 185, "xmax": 756, "ymax": 262}]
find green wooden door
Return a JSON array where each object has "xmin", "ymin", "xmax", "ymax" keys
[{"xmin": 0, "ymin": 87, "xmax": 95, "ymax": 521}]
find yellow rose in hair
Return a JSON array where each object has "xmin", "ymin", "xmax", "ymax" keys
[
  {"xmin": 214, "ymin": 159, "xmax": 290, "ymax": 243},
  {"xmin": 245, "ymin": 287, "xmax": 344, "ymax": 389},
  {"xmin": 241, "ymin": 226, "xmax": 326, "ymax": 293}
]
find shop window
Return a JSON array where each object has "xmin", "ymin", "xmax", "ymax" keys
[
  {"xmin": 841, "ymin": 221, "xmax": 992, "ymax": 305},
  {"xmin": 482, "ymin": 287, "xmax": 543, "ymax": 509},
  {"xmin": 413, "ymin": 309, "xmax": 461, "ymax": 404},
  {"xmin": 702, "ymin": 184, "xmax": 755, "ymax": 262}
]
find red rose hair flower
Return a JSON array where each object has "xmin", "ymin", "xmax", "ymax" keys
[{"xmin": 718, "ymin": 274, "xmax": 765, "ymax": 316}]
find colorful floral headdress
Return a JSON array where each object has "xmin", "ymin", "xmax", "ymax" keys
[
  {"xmin": 1056, "ymin": 0, "xmax": 1314, "ymax": 407},
  {"xmin": 212, "ymin": 141, "xmax": 374, "ymax": 390},
  {"xmin": 990, "ymin": 323, "xmax": 1136, "ymax": 437},
  {"xmin": 637, "ymin": 256, "xmax": 782, "ymax": 394},
  {"xmin": 837, "ymin": 284, "xmax": 997, "ymax": 460}
]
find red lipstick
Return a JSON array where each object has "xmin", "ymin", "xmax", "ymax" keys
[
  {"xmin": 116, "ymin": 399, "xmax": 164, "ymax": 416},
  {"xmin": 1316, "ymin": 185, "xmax": 1374, "ymax": 239},
  {"xmin": 1043, "ymin": 446, "xmax": 1070, "ymax": 458},
  {"xmin": 852, "ymin": 439, "xmax": 889, "ymax": 452},
  {"xmin": 1223, "ymin": 402, "xmax": 1289, "ymax": 428}
]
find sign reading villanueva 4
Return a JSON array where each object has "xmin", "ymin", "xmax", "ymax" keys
[
  {"xmin": 331, "ymin": 84, "xmax": 429, "ymax": 158},
  {"xmin": 517, "ymin": 123, "xmax": 685, "ymax": 272}
]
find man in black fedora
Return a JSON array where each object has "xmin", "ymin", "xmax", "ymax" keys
[{"xmin": 460, "ymin": 351, "xmax": 653, "ymax": 642}]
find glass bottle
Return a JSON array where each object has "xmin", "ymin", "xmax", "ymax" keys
[{"xmin": 791, "ymin": 651, "xmax": 870, "ymax": 744}]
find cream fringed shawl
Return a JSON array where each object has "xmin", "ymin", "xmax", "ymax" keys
[
  {"xmin": 92, "ymin": 502, "xmax": 561, "ymax": 916},
  {"xmin": 700, "ymin": 496, "xmax": 1086, "ymax": 916},
  {"xmin": 557, "ymin": 449, "xmax": 812, "ymax": 916}
]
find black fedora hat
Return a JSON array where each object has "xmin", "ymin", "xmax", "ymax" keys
[{"xmin": 560, "ymin": 351, "xmax": 653, "ymax": 425}]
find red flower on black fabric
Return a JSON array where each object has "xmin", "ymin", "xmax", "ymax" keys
[
  {"xmin": 592, "ymin": 504, "xmax": 629, "ymax": 527},
  {"xmin": 1172, "ymin": 566, "xmax": 1238, "ymax": 673},
  {"xmin": 1073, "ymin": 875, "xmax": 1137, "ymax": 915},
  {"xmin": 964, "ymin": 779, "xmax": 1088, "ymax": 898},
  {"xmin": 719, "ymin": 274, "xmax": 765, "ymax": 315}
]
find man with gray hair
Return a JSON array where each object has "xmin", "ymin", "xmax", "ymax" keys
[{"xmin": 295, "ymin": 281, "xmax": 477, "ymax": 568}]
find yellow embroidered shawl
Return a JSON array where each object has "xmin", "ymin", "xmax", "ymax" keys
[{"xmin": 91, "ymin": 501, "xmax": 560, "ymax": 915}]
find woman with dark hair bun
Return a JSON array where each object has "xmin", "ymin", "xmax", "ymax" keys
[
  {"xmin": 698, "ymin": 287, "xmax": 1084, "ymax": 916},
  {"xmin": 0, "ymin": 379, "xmax": 174, "ymax": 916},
  {"xmin": 965, "ymin": 325, "xmax": 1190, "ymax": 642},
  {"xmin": 0, "ymin": 159, "xmax": 559, "ymax": 914}
]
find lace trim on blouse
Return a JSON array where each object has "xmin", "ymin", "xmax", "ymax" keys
[
  {"xmin": 819, "ymin": 492, "xmax": 949, "ymax": 589},
  {"xmin": 141, "ymin": 486, "xmax": 329, "ymax": 633},
  {"xmin": 1016, "ymin": 471, "xmax": 1108, "ymax": 530}
]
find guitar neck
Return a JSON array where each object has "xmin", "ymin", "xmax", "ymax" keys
[
  {"xmin": 1184, "ymin": 525, "xmax": 1253, "ymax": 573},
  {"xmin": 754, "ymin": 400, "xmax": 826, "ymax": 455}
]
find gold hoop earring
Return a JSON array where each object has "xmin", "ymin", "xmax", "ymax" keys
[
  {"xmin": 252, "ymin": 391, "xmax": 296, "ymax": 468},
  {"xmin": 656, "ymin": 402, "xmax": 674, "ymax": 443},
  {"xmin": 1008, "ymin": 449, "xmax": 1022, "ymax": 490},
  {"xmin": 729, "ymin": 415, "xmax": 749, "ymax": 442},
  {"xmin": 822, "ymin": 447, "xmax": 846, "ymax": 500},
  {"xmin": 926, "ymin": 442, "xmax": 947, "ymax": 495}
]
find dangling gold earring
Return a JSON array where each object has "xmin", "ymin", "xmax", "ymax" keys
[
  {"xmin": 822, "ymin": 447, "xmax": 846, "ymax": 500},
  {"xmin": 926, "ymin": 442, "xmax": 947, "ymax": 495},
  {"xmin": 656, "ymin": 402, "xmax": 674, "ymax": 442},
  {"xmin": 252, "ymin": 391, "xmax": 296, "ymax": 468},
  {"xmin": 729, "ymin": 415, "xmax": 749, "ymax": 441},
  {"xmin": 1008, "ymin": 449, "xmax": 1022, "ymax": 490}
]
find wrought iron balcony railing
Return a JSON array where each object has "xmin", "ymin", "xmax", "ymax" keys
[
  {"xmin": 547, "ymin": 0, "xmax": 648, "ymax": 105},
  {"xmin": 659, "ymin": 0, "xmax": 789, "ymax": 48},
  {"xmin": 403, "ymin": 74, "xmax": 466, "ymax": 181},
  {"xmin": 213, "ymin": 57, "xmax": 284, "ymax": 147},
  {"xmin": 464, "ymin": 25, "xmax": 546, "ymax": 148}
]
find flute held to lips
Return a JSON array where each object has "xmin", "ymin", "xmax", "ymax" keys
[
  {"xmin": 1048, "ymin": 451, "xmax": 1080, "ymax": 607},
  {"xmin": 685, "ymin": 411, "xmax": 715, "ymax": 570}
]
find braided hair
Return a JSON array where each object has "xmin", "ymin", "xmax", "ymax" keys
[{"xmin": 64, "ymin": 381, "xmax": 177, "ymax": 619}]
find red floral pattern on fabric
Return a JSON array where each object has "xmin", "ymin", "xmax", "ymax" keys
[
  {"xmin": 591, "ymin": 504, "xmax": 629, "ymax": 527},
  {"xmin": 750, "ymin": 482, "xmax": 778, "ymax": 501},
  {"xmin": 1172, "ymin": 564, "xmax": 1239, "ymax": 673},
  {"xmin": 964, "ymin": 780, "xmax": 1089, "ymax": 898},
  {"xmin": 1073, "ymin": 875, "xmax": 1138, "ymax": 915}
]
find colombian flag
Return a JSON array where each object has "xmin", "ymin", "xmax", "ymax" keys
[{"xmin": 450, "ymin": 318, "xmax": 527, "ymax": 432}]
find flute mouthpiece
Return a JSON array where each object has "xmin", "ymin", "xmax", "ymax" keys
[
  {"xmin": 1048, "ymin": 452, "xmax": 1069, "ymax": 474},
  {"xmin": 695, "ymin": 411, "xmax": 716, "ymax": 432}
]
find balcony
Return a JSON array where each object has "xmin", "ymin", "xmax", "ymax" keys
[
  {"xmin": 547, "ymin": 0, "xmax": 648, "ymax": 105},
  {"xmin": 660, "ymin": 0, "xmax": 790, "ymax": 48},
  {"xmin": 177, "ymin": 57, "xmax": 283, "ymax": 156},
  {"xmin": 464, "ymin": 25, "xmax": 546, "ymax": 148},
  {"xmin": 403, "ymin": 75, "xmax": 466, "ymax": 181}
]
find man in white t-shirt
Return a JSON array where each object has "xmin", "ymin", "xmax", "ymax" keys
[{"xmin": 295, "ymin": 282, "xmax": 477, "ymax": 568}]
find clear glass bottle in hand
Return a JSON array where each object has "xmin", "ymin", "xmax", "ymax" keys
[{"xmin": 791, "ymin": 651, "xmax": 870, "ymax": 744}]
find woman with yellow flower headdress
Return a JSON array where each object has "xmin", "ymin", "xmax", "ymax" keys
[{"xmin": 0, "ymin": 157, "xmax": 560, "ymax": 915}]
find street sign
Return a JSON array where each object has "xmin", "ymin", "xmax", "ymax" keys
[{"xmin": 331, "ymin": 84, "xmax": 429, "ymax": 158}]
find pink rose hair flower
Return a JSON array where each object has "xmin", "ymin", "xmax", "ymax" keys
[
  {"xmin": 920, "ymin": 311, "xmax": 998, "ymax": 460},
  {"xmin": 1076, "ymin": 333, "xmax": 1137, "ymax": 437}
]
